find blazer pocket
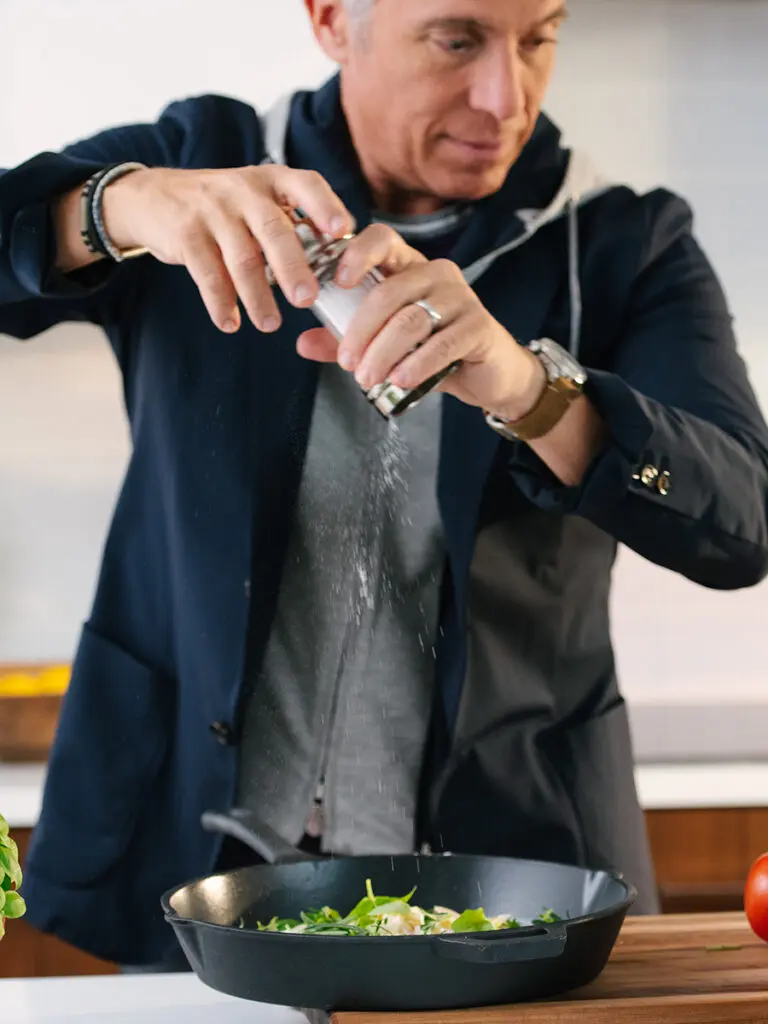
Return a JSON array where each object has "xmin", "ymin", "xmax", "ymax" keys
[{"xmin": 29, "ymin": 622, "xmax": 174, "ymax": 888}]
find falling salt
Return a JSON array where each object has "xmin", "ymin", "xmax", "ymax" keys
[
  {"xmin": 356, "ymin": 563, "xmax": 373, "ymax": 610},
  {"xmin": 345, "ymin": 419, "xmax": 410, "ymax": 625}
]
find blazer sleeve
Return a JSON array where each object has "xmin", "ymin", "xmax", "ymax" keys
[
  {"xmin": 0, "ymin": 94, "xmax": 261, "ymax": 339},
  {"xmin": 507, "ymin": 193, "xmax": 768, "ymax": 590}
]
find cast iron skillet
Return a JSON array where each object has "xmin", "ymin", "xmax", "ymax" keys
[{"xmin": 161, "ymin": 809, "xmax": 636, "ymax": 1013}]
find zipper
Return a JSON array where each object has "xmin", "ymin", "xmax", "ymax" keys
[
  {"xmin": 305, "ymin": 781, "xmax": 325, "ymax": 838},
  {"xmin": 306, "ymin": 617, "xmax": 356, "ymax": 837}
]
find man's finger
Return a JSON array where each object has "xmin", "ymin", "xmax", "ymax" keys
[
  {"xmin": 387, "ymin": 321, "xmax": 470, "ymax": 394},
  {"xmin": 214, "ymin": 217, "xmax": 282, "ymax": 332},
  {"xmin": 335, "ymin": 223, "xmax": 426, "ymax": 288},
  {"xmin": 353, "ymin": 286, "xmax": 463, "ymax": 390},
  {"xmin": 296, "ymin": 327, "xmax": 340, "ymax": 363},
  {"xmin": 184, "ymin": 230, "xmax": 240, "ymax": 332},
  {"xmin": 339, "ymin": 261, "xmax": 458, "ymax": 368},
  {"xmin": 269, "ymin": 167, "xmax": 355, "ymax": 239},
  {"xmin": 244, "ymin": 196, "xmax": 319, "ymax": 309}
]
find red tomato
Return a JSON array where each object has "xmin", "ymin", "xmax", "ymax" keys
[{"xmin": 745, "ymin": 853, "xmax": 768, "ymax": 942}]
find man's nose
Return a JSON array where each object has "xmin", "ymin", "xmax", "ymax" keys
[{"xmin": 468, "ymin": 43, "xmax": 525, "ymax": 123}]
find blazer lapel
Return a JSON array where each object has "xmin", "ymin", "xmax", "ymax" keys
[{"xmin": 438, "ymin": 221, "xmax": 570, "ymax": 619}]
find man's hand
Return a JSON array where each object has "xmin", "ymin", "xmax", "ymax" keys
[
  {"xmin": 295, "ymin": 223, "xmax": 546, "ymax": 423},
  {"xmin": 299, "ymin": 223, "xmax": 607, "ymax": 485},
  {"xmin": 67, "ymin": 164, "xmax": 355, "ymax": 335}
]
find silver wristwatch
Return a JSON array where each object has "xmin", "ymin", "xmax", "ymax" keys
[{"xmin": 485, "ymin": 339, "xmax": 588, "ymax": 442}]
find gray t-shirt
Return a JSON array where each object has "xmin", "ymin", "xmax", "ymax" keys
[
  {"xmin": 237, "ymin": 365, "xmax": 444, "ymax": 853},
  {"xmin": 237, "ymin": 205, "xmax": 469, "ymax": 853}
]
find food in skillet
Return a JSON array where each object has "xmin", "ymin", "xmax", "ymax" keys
[{"xmin": 257, "ymin": 879, "xmax": 562, "ymax": 936}]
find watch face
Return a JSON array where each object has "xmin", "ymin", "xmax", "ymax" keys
[{"xmin": 530, "ymin": 339, "xmax": 587, "ymax": 385}]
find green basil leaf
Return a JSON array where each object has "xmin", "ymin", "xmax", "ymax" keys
[
  {"xmin": 532, "ymin": 908, "xmax": 562, "ymax": 924},
  {"xmin": 451, "ymin": 908, "xmax": 495, "ymax": 933},
  {"xmin": 0, "ymin": 846, "xmax": 21, "ymax": 889},
  {"xmin": 275, "ymin": 918, "xmax": 301, "ymax": 931},
  {"xmin": 3, "ymin": 891, "xmax": 26, "ymax": 920}
]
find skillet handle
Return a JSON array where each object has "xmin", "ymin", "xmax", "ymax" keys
[
  {"xmin": 434, "ymin": 923, "xmax": 567, "ymax": 964},
  {"xmin": 201, "ymin": 808, "xmax": 319, "ymax": 865}
]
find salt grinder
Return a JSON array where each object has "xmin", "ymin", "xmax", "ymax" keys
[{"xmin": 267, "ymin": 211, "xmax": 457, "ymax": 418}]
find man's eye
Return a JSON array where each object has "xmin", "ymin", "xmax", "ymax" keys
[
  {"xmin": 521, "ymin": 36, "xmax": 555, "ymax": 53},
  {"xmin": 437, "ymin": 36, "xmax": 476, "ymax": 55}
]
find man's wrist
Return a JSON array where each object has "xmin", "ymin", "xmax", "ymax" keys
[
  {"xmin": 100, "ymin": 167, "xmax": 153, "ymax": 252},
  {"xmin": 487, "ymin": 348, "xmax": 548, "ymax": 424},
  {"xmin": 485, "ymin": 340, "xmax": 588, "ymax": 444}
]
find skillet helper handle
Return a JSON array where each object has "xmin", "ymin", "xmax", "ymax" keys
[
  {"xmin": 200, "ymin": 808, "xmax": 319, "ymax": 865},
  {"xmin": 434, "ymin": 923, "xmax": 567, "ymax": 964}
]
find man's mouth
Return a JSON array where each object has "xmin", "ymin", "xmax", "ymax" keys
[{"xmin": 443, "ymin": 136, "xmax": 505, "ymax": 161}]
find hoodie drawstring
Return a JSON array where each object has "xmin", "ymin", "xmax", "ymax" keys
[{"xmin": 567, "ymin": 197, "xmax": 583, "ymax": 358}]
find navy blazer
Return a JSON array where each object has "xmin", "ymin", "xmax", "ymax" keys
[{"xmin": 2, "ymin": 77, "xmax": 767, "ymax": 964}]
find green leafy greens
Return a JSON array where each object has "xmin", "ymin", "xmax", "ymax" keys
[
  {"xmin": 0, "ymin": 813, "xmax": 27, "ymax": 941},
  {"xmin": 257, "ymin": 878, "xmax": 561, "ymax": 937}
]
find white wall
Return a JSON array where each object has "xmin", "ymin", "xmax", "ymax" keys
[{"xmin": 1, "ymin": 2, "xmax": 767, "ymax": 749}]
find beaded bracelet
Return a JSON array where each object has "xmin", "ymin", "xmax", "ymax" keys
[{"xmin": 80, "ymin": 162, "xmax": 149, "ymax": 262}]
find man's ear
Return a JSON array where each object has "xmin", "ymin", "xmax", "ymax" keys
[{"xmin": 304, "ymin": 0, "xmax": 353, "ymax": 64}]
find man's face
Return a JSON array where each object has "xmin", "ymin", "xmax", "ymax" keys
[{"xmin": 308, "ymin": 0, "xmax": 566, "ymax": 209}]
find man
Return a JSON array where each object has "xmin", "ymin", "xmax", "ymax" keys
[{"xmin": 2, "ymin": 0, "xmax": 767, "ymax": 969}]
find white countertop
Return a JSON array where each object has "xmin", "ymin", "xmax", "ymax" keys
[
  {"xmin": 635, "ymin": 761, "xmax": 768, "ymax": 810},
  {"xmin": 0, "ymin": 974, "xmax": 303, "ymax": 1023},
  {"xmin": 3, "ymin": 760, "xmax": 768, "ymax": 830},
  {"xmin": 1, "ymin": 764, "xmax": 46, "ymax": 828}
]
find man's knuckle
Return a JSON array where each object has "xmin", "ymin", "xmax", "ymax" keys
[
  {"xmin": 186, "ymin": 250, "xmax": 223, "ymax": 285},
  {"xmin": 297, "ymin": 168, "xmax": 326, "ymax": 192},
  {"xmin": 363, "ymin": 284, "xmax": 391, "ymax": 320},
  {"xmin": 179, "ymin": 213, "xmax": 206, "ymax": 245},
  {"xmin": 230, "ymin": 249, "xmax": 264, "ymax": 275},
  {"xmin": 434, "ymin": 330, "xmax": 456, "ymax": 361},
  {"xmin": 433, "ymin": 258, "xmax": 462, "ymax": 280},
  {"xmin": 259, "ymin": 211, "xmax": 291, "ymax": 242},
  {"xmin": 193, "ymin": 173, "xmax": 217, "ymax": 196},
  {"xmin": 198, "ymin": 266, "xmax": 226, "ymax": 291},
  {"xmin": 280, "ymin": 254, "xmax": 310, "ymax": 276},
  {"xmin": 397, "ymin": 304, "xmax": 429, "ymax": 335},
  {"xmin": 193, "ymin": 176, "xmax": 230, "ymax": 213},
  {"xmin": 228, "ymin": 165, "xmax": 261, "ymax": 189},
  {"xmin": 366, "ymin": 224, "xmax": 400, "ymax": 253}
]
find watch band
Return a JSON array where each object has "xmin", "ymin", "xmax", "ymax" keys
[
  {"xmin": 485, "ymin": 339, "xmax": 586, "ymax": 442},
  {"xmin": 486, "ymin": 376, "xmax": 582, "ymax": 442}
]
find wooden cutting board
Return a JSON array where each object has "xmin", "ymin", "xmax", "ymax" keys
[{"xmin": 332, "ymin": 912, "xmax": 768, "ymax": 1024}]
